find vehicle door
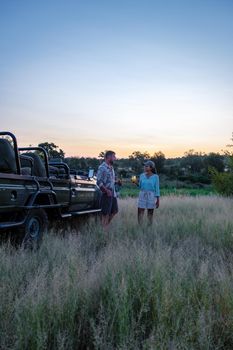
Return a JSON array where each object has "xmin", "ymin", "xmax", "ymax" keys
[
  {"xmin": 69, "ymin": 175, "xmax": 96, "ymax": 212},
  {"xmin": 50, "ymin": 177, "xmax": 70, "ymax": 206}
]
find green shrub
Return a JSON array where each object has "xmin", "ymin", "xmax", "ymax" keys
[{"xmin": 210, "ymin": 167, "xmax": 233, "ymax": 196}]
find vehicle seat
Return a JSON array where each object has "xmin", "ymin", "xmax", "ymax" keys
[
  {"xmin": 20, "ymin": 154, "xmax": 34, "ymax": 175},
  {"xmin": 21, "ymin": 167, "xmax": 32, "ymax": 175},
  {"xmin": 21, "ymin": 152, "xmax": 46, "ymax": 177},
  {"xmin": 49, "ymin": 165, "xmax": 59, "ymax": 177},
  {"xmin": 0, "ymin": 139, "xmax": 17, "ymax": 173},
  {"xmin": 58, "ymin": 168, "xmax": 67, "ymax": 179},
  {"xmin": 49, "ymin": 165, "xmax": 67, "ymax": 178}
]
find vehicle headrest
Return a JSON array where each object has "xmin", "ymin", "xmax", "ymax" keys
[
  {"xmin": 20, "ymin": 154, "xmax": 33, "ymax": 168},
  {"xmin": 21, "ymin": 152, "xmax": 46, "ymax": 177},
  {"xmin": 0, "ymin": 139, "xmax": 17, "ymax": 173}
]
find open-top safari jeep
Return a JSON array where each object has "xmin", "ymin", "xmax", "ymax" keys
[{"xmin": 0, "ymin": 132, "xmax": 101, "ymax": 247}]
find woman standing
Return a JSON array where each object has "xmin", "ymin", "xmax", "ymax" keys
[{"xmin": 136, "ymin": 160, "xmax": 160, "ymax": 225}]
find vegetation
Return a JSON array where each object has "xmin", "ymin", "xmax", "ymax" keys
[
  {"xmin": 119, "ymin": 177, "xmax": 215, "ymax": 198},
  {"xmin": 120, "ymin": 185, "xmax": 214, "ymax": 198},
  {"xmin": 210, "ymin": 134, "xmax": 233, "ymax": 196},
  {"xmin": 1, "ymin": 196, "xmax": 233, "ymax": 349},
  {"xmin": 38, "ymin": 138, "xmax": 233, "ymax": 196},
  {"xmin": 38, "ymin": 142, "xmax": 65, "ymax": 159},
  {"xmin": 36, "ymin": 142, "xmax": 228, "ymax": 191},
  {"xmin": 210, "ymin": 161, "xmax": 233, "ymax": 196}
]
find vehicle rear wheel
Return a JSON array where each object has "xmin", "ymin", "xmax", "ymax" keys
[{"xmin": 21, "ymin": 209, "xmax": 48, "ymax": 249}]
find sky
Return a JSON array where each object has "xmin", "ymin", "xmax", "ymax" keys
[{"xmin": 0, "ymin": 0, "xmax": 233, "ymax": 158}]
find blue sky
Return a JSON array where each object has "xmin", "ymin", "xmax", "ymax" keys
[{"xmin": 0, "ymin": 0, "xmax": 233, "ymax": 157}]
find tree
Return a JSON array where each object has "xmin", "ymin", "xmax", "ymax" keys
[
  {"xmin": 225, "ymin": 132, "xmax": 233, "ymax": 171},
  {"xmin": 210, "ymin": 133, "xmax": 233, "ymax": 196},
  {"xmin": 151, "ymin": 151, "xmax": 166, "ymax": 173},
  {"xmin": 181, "ymin": 150, "xmax": 204, "ymax": 173},
  {"xmin": 128, "ymin": 151, "xmax": 150, "ymax": 173},
  {"xmin": 129, "ymin": 151, "xmax": 150, "ymax": 161},
  {"xmin": 226, "ymin": 132, "xmax": 233, "ymax": 148},
  {"xmin": 79, "ymin": 157, "xmax": 88, "ymax": 169},
  {"xmin": 65, "ymin": 156, "xmax": 101, "ymax": 172},
  {"xmin": 38, "ymin": 142, "xmax": 65, "ymax": 159},
  {"xmin": 98, "ymin": 151, "xmax": 106, "ymax": 159},
  {"xmin": 210, "ymin": 168, "xmax": 233, "ymax": 196},
  {"xmin": 204, "ymin": 153, "xmax": 225, "ymax": 173}
]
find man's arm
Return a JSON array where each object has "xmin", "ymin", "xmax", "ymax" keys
[{"xmin": 97, "ymin": 167, "xmax": 112, "ymax": 196}]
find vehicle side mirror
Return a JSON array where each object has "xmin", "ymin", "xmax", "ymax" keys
[{"xmin": 88, "ymin": 169, "xmax": 94, "ymax": 179}]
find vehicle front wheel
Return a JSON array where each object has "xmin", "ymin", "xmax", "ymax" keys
[{"xmin": 21, "ymin": 209, "xmax": 48, "ymax": 249}]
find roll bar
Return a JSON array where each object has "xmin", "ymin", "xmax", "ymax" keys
[
  {"xmin": 0, "ymin": 131, "xmax": 21, "ymax": 174},
  {"xmin": 49, "ymin": 162, "xmax": 70, "ymax": 177},
  {"xmin": 18, "ymin": 147, "xmax": 49, "ymax": 178}
]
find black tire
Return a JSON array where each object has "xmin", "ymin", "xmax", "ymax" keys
[{"xmin": 21, "ymin": 209, "xmax": 48, "ymax": 249}]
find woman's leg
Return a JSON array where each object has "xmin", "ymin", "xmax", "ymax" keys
[
  {"xmin": 147, "ymin": 209, "xmax": 154, "ymax": 225},
  {"xmin": 138, "ymin": 208, "xmax": 145, "ymax": 225}
]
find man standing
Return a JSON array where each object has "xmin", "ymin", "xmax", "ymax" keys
[{"xmin": 97, "ymin": 150, "xmax": 118, "ymax": 230}]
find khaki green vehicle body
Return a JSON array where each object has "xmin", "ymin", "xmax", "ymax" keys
[{"xmin": 0, "ymin": 132, "xmax": 101, "ymax": 244}]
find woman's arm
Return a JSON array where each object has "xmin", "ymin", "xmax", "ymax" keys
[
  {"xmin": 154, "ymin": 175, "xmax": 160, "ymax": 208},
  {"xmin": 138, "ymin": 174, "xmax": 142, "ymax": 189},
  {"xmin": 132, "ymin": 174, "xmax": 142, "ymax": 188},
  {"xmin": 154, "ymin": 175, "xmax": 160, "ymax": 197}
]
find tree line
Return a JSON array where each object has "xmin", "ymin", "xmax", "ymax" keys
[
  {"xmin": 38, "ymin": 133, "xmax": 233, "ymax": 195},
  {"xmin": 38, "ymin": 141, "xmax": 227, "ymax": 182}
]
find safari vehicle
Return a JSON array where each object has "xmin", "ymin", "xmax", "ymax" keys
[{"xmin": 0, "ymin": 132, "xmax": 101, "ymax": 247}]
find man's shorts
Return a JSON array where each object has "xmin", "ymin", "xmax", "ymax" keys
[{"xmin": 100, "ymin": 194, "xmax": 118, "ymax": 216}]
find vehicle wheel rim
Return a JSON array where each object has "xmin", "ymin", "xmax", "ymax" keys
[{"xmin": 28, "ymin": 217, "xmax": 40, "ymax": 239}]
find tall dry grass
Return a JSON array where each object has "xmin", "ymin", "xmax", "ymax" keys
[{"xmin": 1, "ymin": 196, "xmax": 233, "ymax": 349}]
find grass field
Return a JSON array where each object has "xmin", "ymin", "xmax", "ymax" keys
[
  {"xmin": 120, "ymin": 187, "xmax": 214, "ymax": 198},
  {"xmin": 119, "ymin": 179, "xmax": 215, "ymax": 198},
  {"xmin": 1, "ymin": 196, "xmax": 233, "ymax": 349}
]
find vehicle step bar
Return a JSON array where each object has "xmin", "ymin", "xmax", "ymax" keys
[
  {"xmin": 60, "ymin": 213, "xmax": 72, "ymax": 218},
  {"xmin": 70, "ymin": 209, "xmax": 101, "ymax": 216},
  {"xmin": 0, "ymin": 220, "xmax": 25, "ymax": 229},
  {"xmin": 22, "ymin": 203, "xmax": 64, "ymax": 209}
]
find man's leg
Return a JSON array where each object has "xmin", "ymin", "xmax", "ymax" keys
[
  {"xmin": 138, "ymin": 208, "xmax": 145, "ymax": 225},
  {"xmin": 108, "ymin": 213, "xmax": 116, "ymax": 224},
  {"xmin": 100, "ymin": 194, "xmax": 112, "ymax": 230},
  {"xmin": 147, "ymin": 209, "xmax": 154, "ymax": 225},
  {"xmin": 101, "ymin": 214, "xmax": 110, "ymax": 230},
  {"xmin": 108, "ymin": 197, "xmax": 118, "ymax": 224}
]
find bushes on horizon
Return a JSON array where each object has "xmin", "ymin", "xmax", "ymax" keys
[{"xmin": 210, "ymin": 153, "xmax": 233, "ymax": 196}]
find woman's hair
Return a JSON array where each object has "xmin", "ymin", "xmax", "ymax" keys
[{"xmin": 151, "ymin": 166, "xmax": 157, "ymax": 174}]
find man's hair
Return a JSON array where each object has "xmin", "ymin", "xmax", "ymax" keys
[{"xmin": 105, "ymin": 150, "xmax": 115, "ymax": 159}]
